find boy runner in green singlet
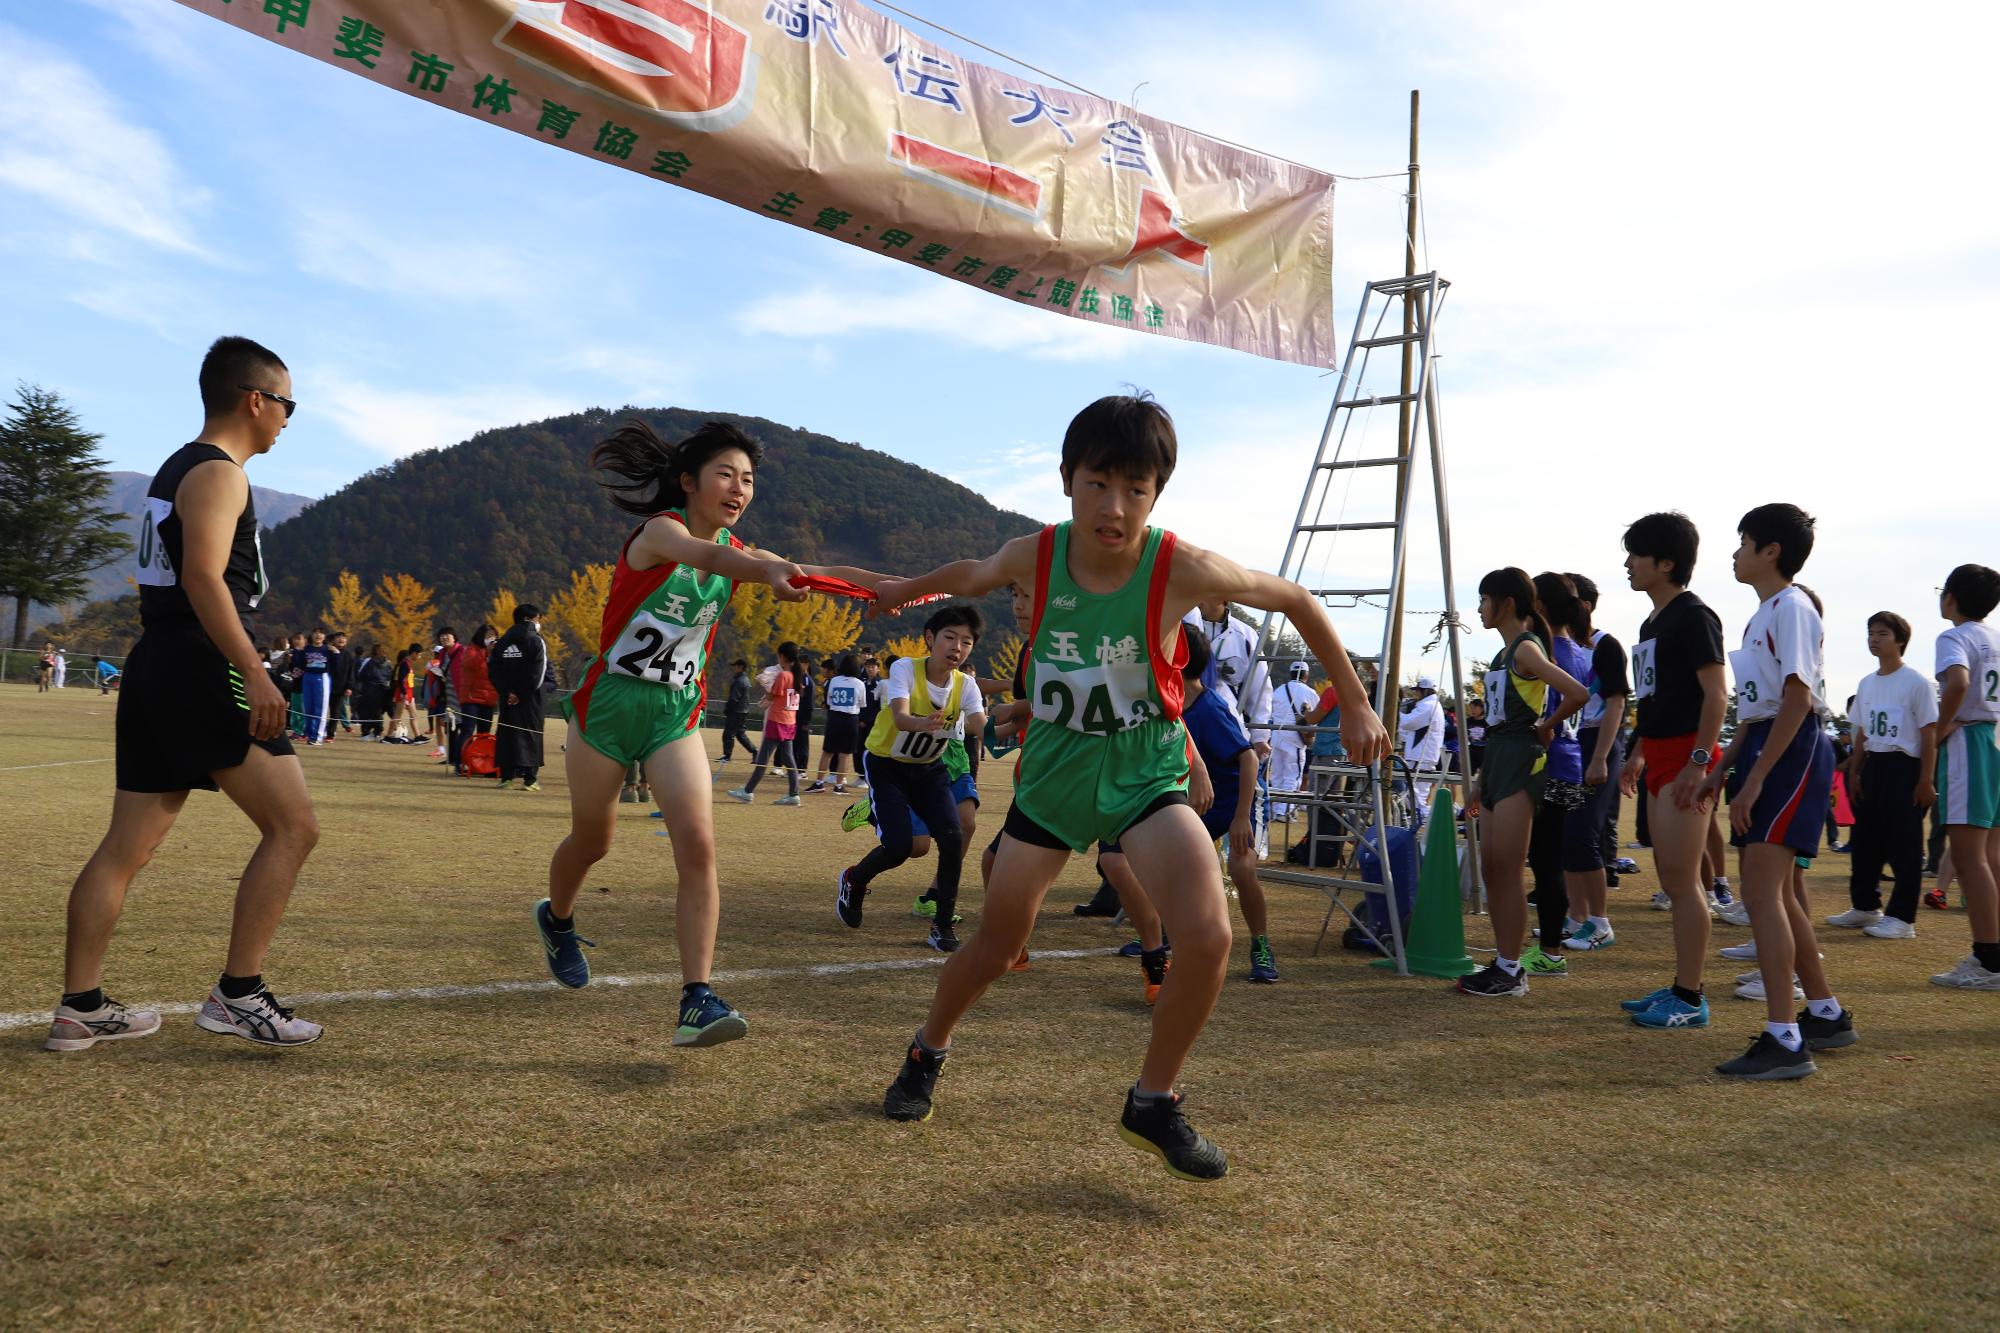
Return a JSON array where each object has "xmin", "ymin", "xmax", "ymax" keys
[
  {"xmin": 534, "ymin": 420, "xmax": 885, "ymax": 1048},
  {"xmin": 868, "ymin": 394, "xmax": 1389, "ymax": 1180}
]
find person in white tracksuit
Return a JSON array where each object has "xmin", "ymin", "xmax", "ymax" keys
[
  {"xmin": 1268, "ymin": 661, "xmax": 1317, "ymax": 820},
  {"xmin": 1399, "ymin": 675, "xmax": 1447, "ymax": 819}
]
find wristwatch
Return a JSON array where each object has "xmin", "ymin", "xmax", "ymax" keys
[{"xmin": 1689, "ymin": 747, "xmax": 1713, "ymax": 768}]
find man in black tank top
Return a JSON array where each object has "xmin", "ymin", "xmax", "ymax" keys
[{"xmin": 44, "ymin": 337, "xmax": 325, "ymax": 1056}]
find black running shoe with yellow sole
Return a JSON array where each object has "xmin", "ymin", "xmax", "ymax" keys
[
  {"xmin": 1118, "ymin": 1089, "xmax": 1228, "ymax": 1182},
  {"xmin": 884, "ymin": 1037, "xmax": 946, "ymax": 1121}
]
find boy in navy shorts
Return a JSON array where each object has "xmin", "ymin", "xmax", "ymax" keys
[
  {"xmin": 1179, "ymin": 632, "xmax": 1279, "ymax": 982},
  {"xmin": 1698, "ymin": 504, "xmax": 1857, "ymax": 1079}
]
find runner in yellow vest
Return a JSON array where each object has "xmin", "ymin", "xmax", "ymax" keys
[
  {"xmin": 836, "ymin": 606, "xmax": 988, "ymax": 952},
  {"xmin": 866, "ymin": 393, "xmax": 1388, "ymax": 1181}
]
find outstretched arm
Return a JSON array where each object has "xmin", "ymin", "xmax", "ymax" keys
[
  {"xmin": 1166, "ymin": 543, "xmax": 1388, "ymax": 763},
  {"xmin": 631, "ymin": 516, "xmax": 807, "ymax": 599},
  {"xmin": 871, "ymin": 533, "xmax": 1039, "ymax": 616}
]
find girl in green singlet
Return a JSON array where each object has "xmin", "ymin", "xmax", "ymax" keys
[
  {"xmin": 1458, "ymin": 567, "xmax": 1589, "ymax": 999},
  {"xmin": 534, "ymin": 420, "xmax": 884, "ymax": 1050}
]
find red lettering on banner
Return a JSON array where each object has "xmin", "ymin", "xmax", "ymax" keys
[
  {"xmin": 1107, "ymin": 188, "xmax": 1210, "ymax": 274},
  {"xmin": 887, "ymin": 133, "xmax": 1044, "ymax": 220},
  {"xmin": 495, "ymin": 0, "xmax": 758, "ymax": 131}
]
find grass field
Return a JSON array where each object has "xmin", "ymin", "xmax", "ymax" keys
[{"xmin": 2, "ymin": 683, "xmax": 1996, "ymax": 1330}]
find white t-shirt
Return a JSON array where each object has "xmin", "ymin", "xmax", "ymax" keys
[
  {"xmin": 1935, "ymin": 621, "xmax": 2000, "ymax": 724},
  {"xmin": 1183, "ymin": 610, "xmax": 1273, "ymax": 742},
  {"xmin": 824, "ymin": 674, "xmax": 865, "ymax": 715},
  {"xmin": 1398, "ymin": 692, "xmax": 1446, "ymax": 765},
  {"xmin": 1853, "ymin": 664, "xmax": 1938, "ymax": 757},
  {"xmin": 1732, "ymin": 585, "xmax": 1825, "ymax": 725},
  {"xmin": 884, "ymin": 657, "xmax": 983, "ymax": 741},
  {"xmin": 1269, "ymin": 678, "xmax": 1316, "ymax": 738}
]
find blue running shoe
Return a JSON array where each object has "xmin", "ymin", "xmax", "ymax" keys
[
  {"xmin": 1632, "ymin": 992, "xmax": 1710, "ymax": 1029},
  {"xmin": 673, "ymin": 987, "xmax": 748, "ymax": 1048},
  {"xmin": 1619, "ymin": 985, "xmax": 1674, "ymax": 1013},
  {"xmin": 534, "ymin": 898, "xmax": 595, "ymax": 989},
  {"xmin": 1248, "ymin": 936, "xmax": 1280, "ymax": 984}
]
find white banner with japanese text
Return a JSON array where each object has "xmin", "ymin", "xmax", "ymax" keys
[{"xmin": 171, "ymin": 0, "xmax": 1338, "ymax": 367}]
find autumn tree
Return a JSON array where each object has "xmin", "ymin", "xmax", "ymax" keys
[
  {"xmin": 322, "ymin": 570, "xmax": 376, "ymax": 641},
  {"xmin": 374, "ymin": 573, "xmax": 437, "ymax": 652},
  {"xmin": 987, "ymin": 631, "xmax": 1024, "ymax": 690},
  {"xmin": 486, "ymin": 588, "xmax": 518, "ymax": 637},
  {"xmin": 729, "ymin": 579, "xmax": 778, "ymax": 663},
  {"xmin": 882, "ymin": 631, "xmax": 927, "ymax": 660},
  {"xmin": 545, "ymin": 564, "xmax": 614, "ymax": 673}
]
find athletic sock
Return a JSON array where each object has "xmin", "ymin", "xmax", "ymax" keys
[
  {"xmin": 1807, "ymin": 996, "xmax": 1842, "ymax": 1020},
  {"xmin": 218, "ymin": 973, "xmax": 262, "ymax": 1000},
  {"xmin": 1973, "ymin": 941, "xmax": 2000, "ymax": 972},
  {"xmin": 549, "ymin": 912, "xmax": 575, "ymax": 933},
  {"xmin": 1495, "ymin": 956, "xmax": 1522, "ymax": 976},
  {"xmin": 1130, "ymin": 1083, "xmax": 1172, "ymax": 1106},
  {"xmin": 1588, "ymin": 915, "xmax": 1611, "ymax": 932},
  {"xmin": 61, "ymin": 987, "xmax": 104, "ymax": 1012},
  {"xmin": 914, "ymin": 1028, "xmax": 948, "ymax": 1057},
  {"xmin": 1766, "ymin": 1021, "xmax": 1802, "ymax": 1052},
  {"xmin": 1671, "ymin": 983, "xmax": 1703, "ymax": 1006}
]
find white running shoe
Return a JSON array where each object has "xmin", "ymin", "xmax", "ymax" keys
[
  {"xmin": 1861, "ymin": 916, "xmax": 1916, "ymax": 939},
  {"xmin": 1716, "ymin": 901, "xmax": 1753, "ymax": 928},
  {"xmin": 773, "ymin": 795, "xmax": 802, "ymax": 807},
  {"xmin": 194, "ymin": 985, "xmax": 323, "ymax": 1046},
  {"xmin": 1734, "ymin": 974, "xmax": 1805, "ymax": 1002},
  {"xmin": 1565, "ymin": 921, "xmax": 1616, "ymax": 950},
  {"xmin": 1826, "ymin": 907, "xmax": 1883, "ymax": 929},
  {"xmin": 726, "ymin": 788, "xmax": 754, "ymax": 803},
  {"xmin": 1650, "ymin": 890, "xmax": 1673, "ymax": 911},
  {"xmin": 1929, "ymin": 956, "xmax": 2000, "ymax": 990},
  {"xmin": 44, "ymin": 995, "xmax": 162, "ymax": 1052},
  {"xmin": 1719, "ymin": 940, "xmax": 1759, "ymax": 961}
]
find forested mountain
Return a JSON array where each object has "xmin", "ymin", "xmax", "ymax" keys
[
  {"xmin": 81, "ymin": 471, "xmax": 314, "ymax": 604},
  {"xmin": 262, "ymin": 406, "xmax": 1042, "ymax": 649}
]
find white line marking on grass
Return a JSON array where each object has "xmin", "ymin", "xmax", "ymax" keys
[
  {"xmin": 0, "ymin": 757, "xmax": 113, "ymax": 772},
  {"xmin": 0, "ymin": 948, "xmax": 1121, "ymax": 1033}
]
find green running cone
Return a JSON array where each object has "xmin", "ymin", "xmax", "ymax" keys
[{"xmin": 1372, "ymin": 787, "xmax": 1476, "ymax": 977}]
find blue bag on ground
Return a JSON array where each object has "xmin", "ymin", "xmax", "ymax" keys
[{"xmin": 1353, "ymin": 824, "xmax": 1419, "ymax": 948}]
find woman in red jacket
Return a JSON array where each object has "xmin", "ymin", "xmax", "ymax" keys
[{"xmin": 454, "ymin": 623, "xmax": 501, "ymax": 770}]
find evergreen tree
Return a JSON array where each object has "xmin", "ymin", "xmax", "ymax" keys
[{"xmin": 0, "ymin": 385, "xmax": 132, "ymax": 646}]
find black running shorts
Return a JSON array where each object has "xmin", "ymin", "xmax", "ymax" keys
[{"xmin": 115, "ymin": 623, "xmax": 294, "ymax": 793}]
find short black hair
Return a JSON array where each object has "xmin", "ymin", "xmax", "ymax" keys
[
  {"xmin": 730, "ymin": 657, "xmax": 747, "ymax": 668},
  {"xmin": 924, "ymin": 604, "xmax": 984, "ymax": 641},
  {"xmin": 1738, "ymin": 503, "xmax": 1816, "ymax": 578},
  {"xmin": 1566, "ymin": 573, "xmax": 1600, "ymax": 608},
  {"xmin": 1179, "ymin": 622, "xmax": 1211, "ymax": 681},
  {"xmin": 438, "ymin": 625, "xmax": 456, "ymax": 639},
  {"xmin": 1943, "ymin": 564, "xmax": 2000, "ymax": 620},
  {"xmin": 1623, "ymin": 512, "xmax": 1699, "ymax": 587},
  {"xmin": 837, "ymin": 652, "xmax": 860, "ymax": 677},
  {"xmin": 1060, "ymin": 393, "xmax": 1177, "ymax": 490},
  {"xmin": 198, "ymin": 336, "xmax": 287, "ymax": 418},
  {"xmin": 514, "ymin": 604, "xmax": 540, "ymax": 623},
  {"xmin": 1867, "ymin": 610, "xmax": 1912, "ymax": 650}
]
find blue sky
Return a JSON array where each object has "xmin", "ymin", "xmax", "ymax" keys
[{"xmin": 4, "ymin": 1, "xmax": 1996, "ymax": 696}]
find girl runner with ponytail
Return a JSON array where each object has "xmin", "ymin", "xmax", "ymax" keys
[
  {"xmin": 534, "ymin": 419, "xmax": 886, "ymax": 1048},
  {"xmin": 1457, "ymin": 567, "xmax": 1589, "ymax": 999}
]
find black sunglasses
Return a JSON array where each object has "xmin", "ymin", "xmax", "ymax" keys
[{"xmin": 241, "ymin": 385, "xmax": 297, "ymax": 419}]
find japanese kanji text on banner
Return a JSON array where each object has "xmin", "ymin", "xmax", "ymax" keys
[{"xmin": 172, "ymin": 0, "xmax": 1338, "ymax": 368}]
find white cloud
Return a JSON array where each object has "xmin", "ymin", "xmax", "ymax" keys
[
  {"xmin": 312, "ymin": 370, "xmax": 579, "ymax": 459},
  {"xmin": 734, "ymin": 279, "xmax": 1138, "ymax": 361},
  {"xmin": 0, "ymin": 23, "xmax": 216, "ymax": 258}
]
